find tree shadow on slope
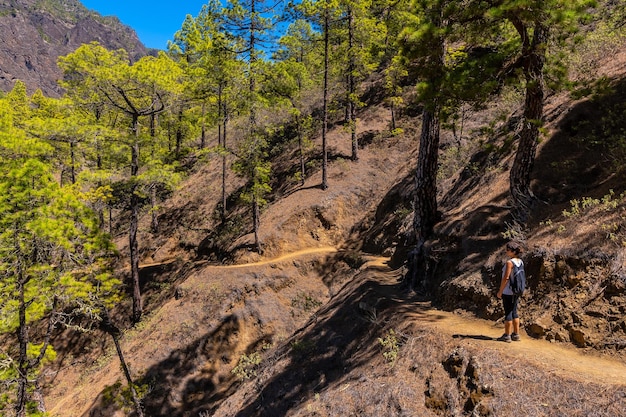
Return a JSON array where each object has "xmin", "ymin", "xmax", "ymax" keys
[
  {"xmin": 43, "ymin": 259, "xmax": 196, "ymax": 397},
  {"xmin": 230, "ymin": 264, "xmax": 439, "ymax": 417},
  {"xmin": 533, "ymin": 77, "xmax": 626, "ymax": 212},
  {"xmin": 84, "ymin": 314, "xmax": 252, "ymax": 417},
  {"xmin": 81, "ymin": 262, "xmax": 440, "ymax": 417},
  {"xmin": 361, "ymin": 170, "xmax": 415, "ymax": 261}
]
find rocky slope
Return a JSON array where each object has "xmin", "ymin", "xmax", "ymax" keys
[
  {"xmin": 0, "ymin": 0, "xmax": 150, "ymax": 97},
  {"xmin": 18, "ymin": 8, "xmax": 626, "ymax": 416},
  {"xmin": 44, "ymin": 58, "xmax": 626, "ymax": 415}
]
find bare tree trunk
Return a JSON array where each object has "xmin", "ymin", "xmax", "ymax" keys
[
  {"xmin": 129, "ymin": 187, "xmax": 141, "ymax": 323},
  {"xmin": 509, "ymin": 19, "xmax": 548, "ymax": 223},
  {"xmin": 413, "ymin": 110, "xmax": 441, "ymax": 242},
  {"xmin": 252, "ymin": 196, "xmax": 262, "ymax": 254},
  {"xmin": 348, "ymin": 8, "xmax": 358, "ymax": 161},
  {"xmin": 98, "ymin": 207, "xmax": 105, "ymax": 231},
  {"xmin": 222, "ymin": 101, "xmax": 228, "ymax": 221},
  {"xmin": 149, "ymin": 113, "xmax": 156, "ymax": 138},
  {"xmin": 407, "ymin": 109, "xmax": 441, "ymax": 292},
  {"xmin": 15, "ymin": 264, "xmax": 28, "ymax": 417},
  {"xmin": 321, "ymin": 11, "xmax": 330, "ymax": 190},
  {"xmin": 70, "ymin": 140, "xmax": 76, "ymax": 184},
  {"xmin": 129, "ymin": 116, "xmax": 142, "ymax": 324},
  {"xmin": 176, "ymin": 106, "xmax": 183, "ymax": 158},
  {"xmin": 100, "ymin": 309, "xmax": 145, "ymax": 417},
  {"xmin": 150, "ymin": 186, "xmax": 158, "ymax": 233},
  {"xmin": 297, "ymin": 113, "xmax": 306, "ymax": 186},
  {"xmin": 201, "ymin": 101, "xmax": 207, "ymax": 149}
]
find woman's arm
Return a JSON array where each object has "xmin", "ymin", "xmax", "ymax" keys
[{"xmin": 497, "ymin": 260, "xmax": 513, "ymax": 299}]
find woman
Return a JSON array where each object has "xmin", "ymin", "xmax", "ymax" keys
[{"xmin": 496, "ymin": 241, "xmax": 524, "ymax": 342}]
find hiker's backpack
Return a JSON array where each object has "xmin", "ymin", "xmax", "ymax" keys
[{"xmin": 510, "ymin": 260, "xmax": 526, "ymax": 295}]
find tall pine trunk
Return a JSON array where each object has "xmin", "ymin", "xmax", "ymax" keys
[
  {"xmin": 406, "ymin": 5, "xmax": 445, "ymax": 292},
  {"xmin": 70, "ymin": 140, "xmax": 76, "ymax": 184},
  {"xmin": 129, "ymin": 115, "xmax": 142, "ymax": 324},
  {"xmin": 413, "ymin": 110, "xmax": 441, "ymax": 243},
  {"xmin": 101, "ymin": 309, "xmax": 145, "ymax": 417},
  {"xmin": 201, "ymin": 102, "xmax": 207, "ymax": 149},
  {"xmin": 253, "ymin": 196, "xmax": 261, "ymax": 254},
  {"xmin": 150, "ymin": 185, "xmax": 158, "ymax": 233},
  {"xmin": 297, "ymin": 113, "xmax": 306, "ymax": 186},
  {"xmin": 15, "ymin": 259, "xmax": 28, "ymax": 417},
  {"xmin": 222, "ymin": 100, "xmax": 228, "ymax": 221},
  {"xmin": 509, "ymin": 20, "xmax": 548, "ymax": 223},
  {"xmin": 407, "ymin": 109, "xmax": 441, "ymax": 292},
  {"xmin": 176, "ymin": 106, "xmax": 184, "ymax": 158},
  {"xmin": 348, "ymin": 8, "xmax": 358, "ymax": 161},
  {"xmin": 321, "ymin": 11, "xmax": 330, "ymax": 190}
]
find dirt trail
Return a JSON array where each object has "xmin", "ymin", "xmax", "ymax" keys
[
  {"xmin": 48, "ymin": 248, "xmax": 626, "ymax": 417},
  {"xmin": 213, "ymin": 247, "xmax": 626, "ymax": 386},
  {"xmin": 212, "ymin": 246, "xmax": 338, "ymax": 268},
  {"xmin": 351, "ymin": 263, "xmax": 626, "ymax": 387},
  {"xmin": 408, "ymin": 306, "xmax": 626, "ymax": 385}
]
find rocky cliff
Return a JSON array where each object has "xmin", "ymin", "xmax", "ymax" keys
[{"xmin": 0, "ymin": 0, "xmax": 150, "ymax": 97}]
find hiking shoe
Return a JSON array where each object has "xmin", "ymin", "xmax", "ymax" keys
[
  {"xmin": 511, "ymin": 333, "xmax": 521, "ymax": 342},
  {"xmin": 497, "ymin": 334, "xmax": 512, "ymax": 343}
]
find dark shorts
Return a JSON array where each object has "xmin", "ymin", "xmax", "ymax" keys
[{"xmin": 502, "ymin": 294, "xmax": 519, "ymax": 322}]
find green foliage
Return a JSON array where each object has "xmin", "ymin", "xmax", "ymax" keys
[
  {"xmin": 232, "ymin": 130, "xmax": 273, "ymax": 210},
  {"xmin": 566, "ymin": 16, "xmax": 626, "ymax": 92},
  {"xmin": 0, "ymin": 93, "xmax": 119, "ymax": 412},
  {"xmin": 102, "ymin": 379, "xmax": 151, "ymax": 413},
  {"xmin": 437, "ymin": 145, "xmax": 474, "ymax": 181},
  {"xmin": 558, "ymin": 190, "xmax": 626, "ymax": 246},
  {"xmin": 232, "ymin": 351, "xmax": 262, "ymax": 381},
  {"xmin": 290, "ymin": 338, "xmax": 316, "ymax": 356},
  {"xmin": 562, "ymin": 190, "xmax": 625, "ymax": 217},
  {"xmin": 574, "ymin": 92, "xmax": 626, "ymax": 169},
  {"xmin": 502, "ymin": 222, "xmax": 525, "ymax": 241},
  {"xmin": 341, "ymin": 250, "xmax": 366, "ymax": 269},
  {"xmin": 378, "ymin": 328, "xmax": 400, "ymax": 365},
  {"xmin": 291, "ymin": 292, "xmax": 323, "ymax": 314}
]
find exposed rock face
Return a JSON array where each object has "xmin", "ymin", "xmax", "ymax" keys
[{"xmin": 0, "ymin": 0, "xmax": 151, "ymax": 97}]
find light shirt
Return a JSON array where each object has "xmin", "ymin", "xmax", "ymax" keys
[{"xmin": 502, "ymin": 258, "xmax": 523, "ymax": 296}]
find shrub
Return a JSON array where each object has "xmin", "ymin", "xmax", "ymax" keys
[
  {"xmin": 378, "ymin": 329, "xmax": 400, "ymax": 366},
  {"xmin": 232, "ymin": 352, "xmax": 262, "ymax": 381}
]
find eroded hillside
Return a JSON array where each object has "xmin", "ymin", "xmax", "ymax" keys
[{"xmin": 39, "ymin": 26, "xmax": 626, "ymax": 417}]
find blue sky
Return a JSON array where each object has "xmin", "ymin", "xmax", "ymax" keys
[{"xmin": 80, "ymin": 1, "xmax": 209, "ymax": 50}]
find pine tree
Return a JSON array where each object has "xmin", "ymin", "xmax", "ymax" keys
[
  {"xmin": 170, "ymin": 1, "xmax": 245, "ymax": 220},
  {"xmin": 222, "ymin": 0, "xmax": 281, "ymax": 252},
  {"xmin": 397, "ymin": 0, "xmax": 505, "ymax": 290},
  {"xmin": 337, "ymin": 0, "xmax": 384, "ymax": 160},
  {"xmin": 59, "ymin": 43, "xmax": 183, "ymax": 323},
  {"xmin": 299, "ymin": 0, "xmax": 343, "ymax": 190},
  {"xmin": 0, "ymin": 98, "xmax": 118, "ymax": 416},
  {"xmin": 478, "ymin": 0, "xmax": 597, "ymax": 222},
  {"xmin": 274, "ymin": 19, "xmax": 321, "ymax": 184}
]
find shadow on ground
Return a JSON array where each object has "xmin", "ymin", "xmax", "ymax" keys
[{"xmin": 83, "ymin": 260, "xmax": 446, "ymax": 417}]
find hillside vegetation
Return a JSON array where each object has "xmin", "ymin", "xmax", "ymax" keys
[{"xmin": 2, "ymin": 1, "xmax": 626, "ymax": 416}]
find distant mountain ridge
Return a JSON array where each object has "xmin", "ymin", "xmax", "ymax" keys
[{"xmin": 0, "ymin": 0, "xmax": 151, "ymax": 97}]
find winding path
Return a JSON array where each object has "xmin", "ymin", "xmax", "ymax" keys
[
  {"xmin": 205, "ymin": 246, "xmax": 626, "ymax": 385},
  {"xmin": 408, "ymin": 305, "xmax": 626, "ymax": 385}
]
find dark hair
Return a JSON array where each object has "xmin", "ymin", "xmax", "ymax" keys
[{"xmin": 506, "ymin": 241, "xmax": 523, "ymax": 256}]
